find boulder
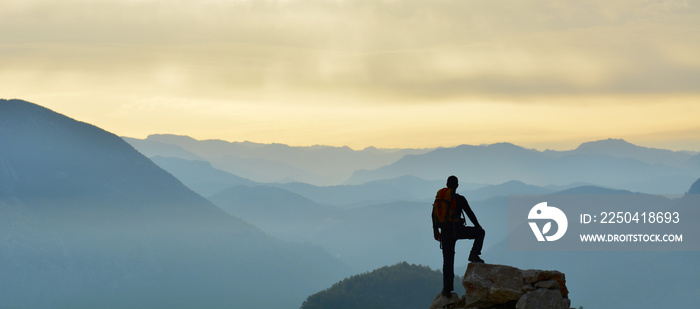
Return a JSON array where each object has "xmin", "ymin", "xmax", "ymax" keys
[
  {"xmin": 462, "ymin": 264, "xmax": 524, "ymax": 308},
  {"xmin": 515, "ymin": 289, "xmax": 570, "ymax": 309},
  {"xmin": 460, "ymin": 263, "xmax": 571, "ymax": 309},
  {"xmin": 521, "ymin": 269, "xmax": 568, "ymax": 298},
  {"xmin": 429, "ymin": 292, "xmax": 462, "ymax": 309}
]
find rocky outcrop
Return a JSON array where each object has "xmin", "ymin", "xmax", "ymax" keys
[
  {"xmin": 430, "ymin": 263, "xmax": 572, "ymax": 309},
  {"xmin": 428, "ymin": 292, "xmax": 462, "ymax": 309}
]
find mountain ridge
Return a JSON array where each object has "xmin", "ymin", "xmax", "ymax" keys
[
  {"xmin": 129, "ymin": 133, "xmax": 432, "ymax": 185},
  {"xmin": 0, "ymin": 99, "xmax": 350, "ymax": 308},
  {"xmin": 125, "ymin": 134, "xmax": 699, "ymax": 193},
  {"xmin": 345, "ymin": 140, "xmax": 698, "ymax": 192}
]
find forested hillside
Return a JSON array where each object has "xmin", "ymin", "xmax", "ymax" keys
[{"xmin": 301, "ymin": 262, "xmax": 463, "ymax": 309}]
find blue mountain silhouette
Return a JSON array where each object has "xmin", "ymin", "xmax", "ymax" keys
[
  {"xmin": 689, "ymin": 177, "xmax": 700, "ymax": 194},
  {"xmin": 0, "ymin": 99, "xmax": 349, "ymax": 308},
  {"xmin": 345, "ymin": 141, "xmax": 696, "ymax": 192}
]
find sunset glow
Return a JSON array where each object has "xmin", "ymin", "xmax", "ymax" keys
[{"xmin": 2, "ymin": 0, "xmax": 699, "ymax": 150}]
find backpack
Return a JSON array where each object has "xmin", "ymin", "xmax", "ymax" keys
[{"xmin": 432, "ymin": 187, "xmax": 462, "ymax": 227}]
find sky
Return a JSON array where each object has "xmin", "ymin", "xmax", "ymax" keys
[{"xmin": 1, "ymin": 0, "xmax": 699, "ymax": 151}]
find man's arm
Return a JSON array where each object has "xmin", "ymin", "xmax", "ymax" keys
[
  {"xmin": 458, "ymin": 195, "xmax": 481, "ymax": 228},
  {"xmin": 431, "ymin": 210, "xmax": 441, "ymax": 240}
]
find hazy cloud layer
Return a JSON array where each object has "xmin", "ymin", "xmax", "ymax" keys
[
  {"xmin": 2, "ymin": 0, "xmax": 699, "ymax": 100},
  {"xmin": 2, "ymin": 0, "xmax": 699, "ymax": 150}
]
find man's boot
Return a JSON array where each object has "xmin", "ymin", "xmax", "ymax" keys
[
  {"xmin": 468, "ymin": 253, "xmax": 484, "ymax": 263},
  {"xmin": 441, "ymin": 289, "xmax": 453, "ymax": 298}
]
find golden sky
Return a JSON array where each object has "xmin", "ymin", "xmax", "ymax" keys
[{"xmin": 2, "ymin": 0, "xmax": 699, "ymax": 150}]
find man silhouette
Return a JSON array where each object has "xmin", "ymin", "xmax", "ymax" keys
[{"xmin": 432, "ymin": 175, "xmax": 485, "ymax": 297}]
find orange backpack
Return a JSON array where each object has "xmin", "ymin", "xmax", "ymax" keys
[{"xmin": 432, "ymin": 187, "xmax": 462, "ymax": 227}]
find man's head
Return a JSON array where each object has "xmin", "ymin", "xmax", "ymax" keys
[{"xmin": 446, "ymin": 175, "xmax": 459, "ymax": 189}]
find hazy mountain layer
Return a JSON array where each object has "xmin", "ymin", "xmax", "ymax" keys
[
  {"xmin": 0, "ymin": 99, "xmax": 349, "ymax": 309},
  {"xmin": 347, "ymin": 142, "xmax": 699, "ymax": 193},
  {"xmin": 6, "ymin": 98, "xmax": 698, "ymax": 308},
  {"xmin": 207, "ymin": 180, "xmax": 557, "ymax": 271},
  {"xmin": 126, "ymin": 135, "xmax": 699, "ymax": 194},
  {"xmin": 125, "ymin": 134, "xmax": 432, "ymax": 185},
  {"xmin": 296, "ymin": 183, "xmax": 700, "ymax": 309}
]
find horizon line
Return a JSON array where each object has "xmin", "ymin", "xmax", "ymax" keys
[{"xmin": 121, "ymin": 134, "xmax": 700, "ymax": 154}]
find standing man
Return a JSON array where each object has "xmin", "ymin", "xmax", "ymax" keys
[{"xmin": 432, "ymin": 175, "xmax": 485, "ymax": 297}]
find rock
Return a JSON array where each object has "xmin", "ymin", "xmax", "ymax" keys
[
  {"xmin": 459, "ymin": 263, "xmax": 571, "ymax": 309},
  {"xmin": 429, "ymin": 292, "xmax": 461, "ymax": 309},
  {"xmin": 463, "ymin": 263, "xmax": 524, "ymax": 308},
  {"xmin": 534, "ymin": 279, "xmax": 560, "ymax": 290},
  {"xmin": 515, "ymin": 289, "xmax": 571, "ymax": 309},
  {"xmin": 521, "ymin": 269, "xmax": 568, "ymax": 298}
]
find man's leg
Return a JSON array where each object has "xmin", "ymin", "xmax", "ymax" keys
[
  {"xmin": 456, "ymin": 226, "xmax": 485, "ymax": 262},
  {"xmin": 441, "ymin": 235, "xmax": 457, "ymax": 294}
]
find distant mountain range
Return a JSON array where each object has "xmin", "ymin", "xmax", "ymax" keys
[
  {"xmin": 123, "ymin": 134, "xmax": 430, "ymax": 185},
  {"xmin": 124, "ymin": 129, "xmax": 700, "ymax": 309},
  {"xmin": 4, "ymin": 98, "xmax": 699, "ymax": 309},
  {"xmin": 125, "ymin": 135, "xmax": 700, "ymax": 208},
  {"xmin": 346, "ymin": 141, "xmax": 699, "ymax": 193},
  {"xmin": 125, "ymin": 134, "xmax": 699, "ymax": 195},
  {"xmin": 121, "ymin": 129, "xmax": 700, "ymax": 273},
  {"xmin": 0, "ymin": 99, "xmax": 349, "ymax": 308}
]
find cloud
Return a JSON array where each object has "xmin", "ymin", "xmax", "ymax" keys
[{"xmin": 1, "ymin": 0, "xmax": 699, "ymax": 102}]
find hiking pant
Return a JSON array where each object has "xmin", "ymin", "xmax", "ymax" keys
[{"xmin": 440, "ymin": 225, "xmax": 485, "ymax": 293}]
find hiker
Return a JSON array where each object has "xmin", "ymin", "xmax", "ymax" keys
[{"xmin": 432, "ymin": 175, "xmax": 485, "ymax": 297}]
